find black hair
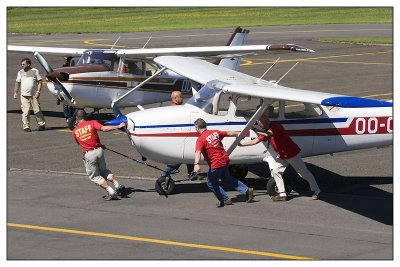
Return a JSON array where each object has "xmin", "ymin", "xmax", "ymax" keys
[
  {"xmin": 75, "ymin": 109, "xmax": 87, "ymax": 120},
  {"xmin": 194, "ymin": 118, "xmax": 207, "ymax": 129},
  {"xmin": 21, "ymin": 57, "xmax": 31, "ymax": 65}
]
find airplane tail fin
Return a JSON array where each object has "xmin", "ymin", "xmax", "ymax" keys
[{"xmin": 215, "ymin": 27, "xmax": 249, "ymax": 71}]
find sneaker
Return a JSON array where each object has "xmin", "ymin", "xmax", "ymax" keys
[
  {"xmin": 271, "ymin": 195, "xmax": 287, "ymax": 202},
  {"xmin": 311, "ymin": 193, "xmax": 319, "ymax": 200},
  {"xmin": 187, "ymin": 171, "xmax": 198, "ymax": 181},
  {"xmin": 23, "ymin": 128, "xmax": 32, "ymax": 132},
  {"xmin": 38, "ymin": 125, "xmax": 46, "ymax": 131},
  {"xmin": 216, "ymin": 198, "xmax": 233, "ymax": 208},
  {"xmin": 103, "ymin": 192, "xmax": 119, "ymax": 201},
  {"xmin": 246, "ymin": 188, "xmax": 254, "ymax": 203},
  {"xmin": 116, "ymin": 185, "xmax": 126, "ymax": 196}
]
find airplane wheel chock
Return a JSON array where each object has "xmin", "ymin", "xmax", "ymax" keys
[
  {"xmin": 155, "ymin": 175, "xmax": 175, "ymax": 195},
  {"xmin": 266, "ymin": 177, "xmax": 293, "ymax": 197}
]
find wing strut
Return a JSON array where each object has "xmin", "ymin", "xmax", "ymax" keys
[
  {"xmin": 111, "ymin": 67, "xmax": 167, "ymax": 116},
  {"xmin": 226, "ymin": 101, "xmax": 271, "ymax": 155}
]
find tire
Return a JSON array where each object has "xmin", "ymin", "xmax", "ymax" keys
[
  {"xmin": 155, "ymin": 176, "xmax": 175, "ymax": 195},
  {"xmin": 228, "ymin": 165, "xmax": 248, "ymax": 181},
  {"xmin": 67, "ymin": 117, "xmax": 76, "ymax": 130},
  {"xmin": 266, "ymin": 177, "xmax": 293, "ymax": 197}
]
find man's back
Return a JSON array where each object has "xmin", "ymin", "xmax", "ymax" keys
[{"xmin": 72, "ymin": 120, "xmax": 103, "ymax": 152}]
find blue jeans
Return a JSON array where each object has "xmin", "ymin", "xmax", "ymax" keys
[
  {"xmin": 161, "ymin": 163, "xmax": 194, "ymax": 176},
  {"xmin": 206, "ymin": 165, "xmax": 248, "ymax": 202}
]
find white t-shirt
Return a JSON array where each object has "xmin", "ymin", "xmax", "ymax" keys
[{"xmin": 16, "ymin": 68, "xmax": 42, "ymax": 96}]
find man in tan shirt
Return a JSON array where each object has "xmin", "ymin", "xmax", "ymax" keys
[{"xmin": 13, "ymin": 57, "xmax": 46, "ymax": 132}]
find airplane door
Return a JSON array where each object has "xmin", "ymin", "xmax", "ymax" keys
[
  {"xmin": 282, "ymin": 101, "xmax": 316, "ymax": 156},
  {"xmin": 311, "ymin": 106, "xmax": 336, "ymax": 156}
]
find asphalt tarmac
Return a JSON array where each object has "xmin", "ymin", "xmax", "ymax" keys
[{"xmin": 6, "ymin": 24, "xmax": 393, "ymax": 260}]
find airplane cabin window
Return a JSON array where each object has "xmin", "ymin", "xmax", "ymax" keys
[
  {"xmin": 144, "ymin": 62, "xmax": 157, "ymax": 76},
  {"xmin": 215, "ymin": 93, "xmax": 231, "ymax": 115},
  {"xmin": 284, "ymin": 101, "xmax": 322, "ymax": 119},
  {"xmin": 187, "ymin": 83, "xmax": 218, "ymax": 114},
  {"xmin": 125, "ymin": 60, "xmax": 144, "ymax": 75},
  {"xmin": 235, "ymin": 97, "xmax": 279, "ymax": 119},
  {"xmin": 76, "ymin": 50, "xmax": 116, "ymax": 71}
]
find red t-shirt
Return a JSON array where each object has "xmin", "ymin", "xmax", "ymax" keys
[
  {"xmin": 195, "ymin": 130, "xmax": 229, "ymax": 169},
  {"xmin": 72, "ymin": 120, "xmax": 103, "ymax": 152},
  {"xmin": 258, "ymin": 122, "xmax": 300, "ymax": 159}
]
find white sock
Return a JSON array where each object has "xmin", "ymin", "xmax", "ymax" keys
[
  {"xmin": 113, "ymin": 180, "xmax": 120, "ymax": 189},
  {"xmin": 106, "ymin": 186, "xmax": 115, "ymax": 195},
  {"xmin": 279, "ymin": 193, "xmax": 287, "ymax": 197}
]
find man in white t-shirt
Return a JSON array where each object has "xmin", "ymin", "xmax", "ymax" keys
[{"xmin": 13, "ymin": 58, "xmax": 46, "ymax": 132}]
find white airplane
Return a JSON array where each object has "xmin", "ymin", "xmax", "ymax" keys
[
  {"xmin": 106, "ymin": 55, "xmax": 392, "ymax": 196},
  {"xmin": 8, "ymin": 27, "xmax": 314, "ymax": 129}
]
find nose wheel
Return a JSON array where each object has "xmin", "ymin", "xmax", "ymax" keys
[{"xmin": 155, "ymin": 175, "xmax": 175, "ymax": 195}]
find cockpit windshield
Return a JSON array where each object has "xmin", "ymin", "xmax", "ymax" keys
[
  {"xmin": 76, "ymin": 50, "xmax": 117, "ymax": 69},
  {"xmin": 186, "ymin": 81, "xmax": 221, "ymax": 114}
]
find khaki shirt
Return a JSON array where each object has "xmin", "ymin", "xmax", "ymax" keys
[{"xmin": 16, "ymin": 68, "xmax": 42, "ymax": 96}]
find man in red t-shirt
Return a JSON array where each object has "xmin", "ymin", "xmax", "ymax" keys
[
  {"xmin": 193, "ymin": 118, "xmax": 253, "ymax": 207},
  {"xmin": 72, "ymin": 109, "xmax": 126, "ymax": 201},
  {"xmin": 239, "ymin": 115, "xmax": 321, "ymax": 201}
]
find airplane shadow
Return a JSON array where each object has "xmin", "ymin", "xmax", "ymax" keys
[
  {"xmin": 248, "ymin": 162, "xmax": 393, "ymax": 225},
  {"xmin": 133, "ymin": 163, "xmax": 392, "ymax": 225}
]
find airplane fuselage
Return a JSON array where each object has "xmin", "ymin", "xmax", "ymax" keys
[
  {"xmin": 125, "ymin": 101, "xmax": 392, "ymax": 165},
  {"xmin": 46, "ymin": 69, "xmax": 194, "ymax": 109}
]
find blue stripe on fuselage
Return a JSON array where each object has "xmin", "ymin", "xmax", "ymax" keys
[
  {"xmin": 322, "ymin": 96, "xmax": 392, "ymax": 108},
  {"xmin": 135, "ymin": 117, "xmax": 348, "ymax": 129}
]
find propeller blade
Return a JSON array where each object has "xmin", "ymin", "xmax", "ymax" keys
[
  {"xmin": 33, "ymin": 51, "xmax": 76, "ymax": 104},
  {"xmin": 33, "ymin": 51, "xmax": 53, "ymax": 73}
]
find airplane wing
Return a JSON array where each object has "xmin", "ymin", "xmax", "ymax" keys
[
  {"xmin": 117, "ymin": 44, "xmax": 314, "ymax": 58},
  {"xmin": 7, "ymin": 45, "xmax": 86, "ymax": 55},
  {"xmin": 154, "ymin": 56, "xmax": 392, "ymax": 108},
  {"xmin": 8, "ymin": 43, "xmax": 313, "ymax": 59}
]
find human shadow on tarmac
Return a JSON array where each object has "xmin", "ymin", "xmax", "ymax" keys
[
  {"xmin": 118, "ymin": 187, "xmax": 136, "ymax": 198},
  {"xmin": 248, "ymin": 162, "xmax": 393, "ymax": 225}
]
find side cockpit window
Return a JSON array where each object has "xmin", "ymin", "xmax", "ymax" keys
[
  {"xmin": 235, "ymin": 97, "xmax": 279, "ymax": 119},
  {"xmin": 284, "ymin": 102, "xmax": 322, "ymax": 119}
]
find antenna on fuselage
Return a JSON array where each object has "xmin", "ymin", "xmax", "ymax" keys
[
  {"xmin": 274, "ymin": 62, "xmax": 299, "ymax": 86},
  {"xmin": 111, "ymin": 36, "xmax": 121, "ymax": 49},
  {"xmin": 142, "ymin": 36, "xmax": 152, "ymax": 49},
  {"xmin": 257, "ymin": 57, "xmax": 280, "ymax": 83}
]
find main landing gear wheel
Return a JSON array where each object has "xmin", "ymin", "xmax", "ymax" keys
[
  {"xmin": 67, "ymin": 117, "xmax": 76, "ymax": 130},
  {"xmin": 229, "ymin": 165, "xmax": 248, "ymax": 181},
  {"xmin": 155, "ymin": 175, "xmax": 175, "ymax": 195},
  {"xmin": 266, "ymin": 177, "xmax": 293, "ymax": 197}
]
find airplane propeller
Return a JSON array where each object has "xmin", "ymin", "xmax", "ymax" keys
[{"xmin": 33, "ymin": 51, "xmax": 76, "ymax": 105}]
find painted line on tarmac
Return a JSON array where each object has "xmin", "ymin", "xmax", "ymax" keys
[
  {"xmin": 7, "ymin": 223, "xmax": 315, "ymax": 259},
  {"xmin": 8, "ymin": 167, "xmax": 156, "ymax": 181},
  {"xmin": 242, "ymin": 50, "xmax": 392, "ymax": 66}
]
